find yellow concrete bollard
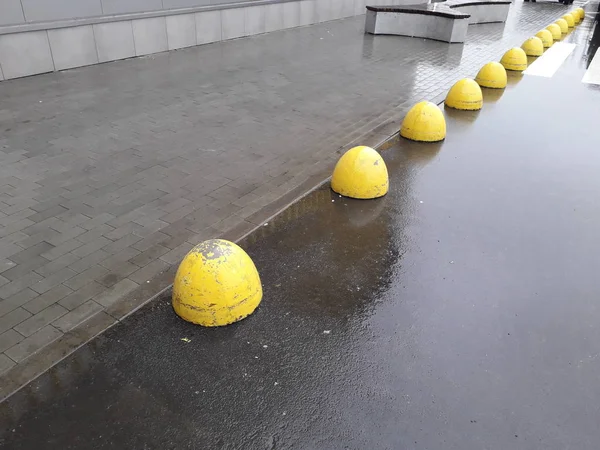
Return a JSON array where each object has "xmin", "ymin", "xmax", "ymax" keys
[
  {"xmin": 331, "ymin": 146, "xmax": 389, "ymax": 199},
  {"xmin": 562, "ymin": 13, "xmax": 575, "ymax": 28},
  {"xmin": 475, "ymin": 62, "xmax": 507, "ymax": 89},
  {"xmin": 535, "ymin": 29, "xmax": 553, "ymax": 48},
  {"xmin": 400, "ymin": 101, "xmax": 446, "ymax": 142},
  {"xmin": 445, "ymin": 78, "xmax": 483, "ymax": 110},
  {"xmin": 546, "ymin": 23, "xmax": 562, "ymax": 42},
  {"xmin": 555, "ymin": 19, "xmax": 568, "ymax": 34},
  {"xmin": 521, "ymin": 37, "xmax": 544, "ymax": 57},
  {"xmin": 172, "ymin": 239, "xmax": 262, "ymax": 326},
  {"xmin": 571, "ymin": 10, "xmax": 582, "ymax": 23},
  {"xmin": 575, "ymin": 8, "xmax": 585, "ymax": 22},
  {"xmin": 546, "ymin": 24, "xmax": 562, "ymax": 41},
  {"xmin": 500, "ymin": 48, "xmax": 528, "ymax": 72}
]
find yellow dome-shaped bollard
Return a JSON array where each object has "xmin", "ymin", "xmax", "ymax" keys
[
  {"xmin": 172, "ymin": 239, "xmax": 262, "ymax": 327},
  {"xmin": 562, "ymin": 13, "xmax": 575, "ymax": 28},
  {"xmin": 445, "ymin": 78, "xmax": 483, "ymax": 110},
  {"xmin": 546, "ymin": 24, "xmax": 562, "ymax": 41},
  {"xmin": 535, "ymin": 29, "xmax": 553, "ymax": 48},
  {"xmin": 475, "ymin": 62, "xmax": 507, "ymax": 89},
  {"xmin": 575, "ymin": 8, "xmax": 585, "ymax": 22},
  {"xmin": 331, "ymin": 146, "xmax": 388, "ymax": 199},
  {"xmin": 571, "ymin": 9, "xmax": 582, "ymax": 24},
  {"xmin": 521, "ymin": 37, "xmax": 544, "ymax": 57},
  {"xmin": 555, "ymin": 19, "xmax": 568, "ymax": 34},
  {"xmin": 500, "ymin": 48, "xmax": 528, "ymax": 72},
  {"xmin": 400, "ymin": 101, "xmax": 446, "ymax": 142}
]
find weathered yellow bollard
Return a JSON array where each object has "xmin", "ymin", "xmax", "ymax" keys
[
  {"xmin": 575, "ymin": 8, "xmax": 585, "ymax": 22},
  {"xmin": 555, "ymin": 18, "xmax": 568, "ymax": 34},
  {"xmin": 562, "ymin": 13, "xmax": 575, "ymax": 28},
  {"xmin": 331, "ymin": 146, "xmax": 389, "ymax": 199},
  {"xmin": 172, "ymin": 239, "xmax": 262, "ymax": 326},
  {"xmin": 569, "ymin": 10, "xmax": 579, "ymax": 23},
  {"xmin": 500, "ymin": 48, "xmax": 528, "ymax": 72},
  {"xmin": 521, "ymin": 37, "xmax": 544, "ymax": 57},
  {"xmin": 535, "ymin": 29, "xmax": 553, "ymax": 48},
  {"xmin": 475, "ymin": 62, "xmax": 507, "ymax": 89},
  {"xmin": 445, "ymin": 79, "xmax": 483, "ymax": 110},
  {"xmin": 546, "ymin": 23, "xmax": 562, "ymax": 41},
  {"xmin": 400, "ymin": 101, "xmax": 446, "ymax": 142}
]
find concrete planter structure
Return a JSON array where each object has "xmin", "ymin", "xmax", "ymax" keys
[
  {"xmin": 364, "ymin": 0, "xmax": 510, "ymax": 43},
  {"xmin": 365, "ymin": 5, "xmax": 470, "ymax": 43}
]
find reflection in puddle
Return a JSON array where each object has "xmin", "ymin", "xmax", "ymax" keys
[
  {"xmin": 481, "ymin": 86, "xmax": 505, "ymax": 103},
  {"xmin": 443, "ymin": 106, "xmax": 481, "ymax": 125},
  {"xmin": 506, "ymin": 70, "xmax": 524, "ymax": 87}
]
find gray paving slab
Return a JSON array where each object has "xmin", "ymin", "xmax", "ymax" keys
[{"xmin": 0, "ymin": 1, "xmax": 576, "ymax": 394}]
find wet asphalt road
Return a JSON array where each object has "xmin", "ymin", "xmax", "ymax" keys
[{"xmin": 3, "ymin": 11, "xmax": 600, "ymax": 450}]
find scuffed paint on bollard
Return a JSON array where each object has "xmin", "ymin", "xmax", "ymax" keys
[
  {"xmin": 445, "ymin": 78, "xmax": 483, "ymax": 110},
  {"xmin": 331, "ymin": 146, "xmax": 389, "ymax": 199},
  {"xmin": 521, "ymin": 37, "xmax": 544, "ymax": 57},
  {"xmin": 535, "ymin": 29, "xmax": 553, "ymax": 48},
  {"xmin": 500, "ymin": 48, "xmax": 528, "ymax": 72},
  {"xmin": 475, "ymin": 62, "xmax": 507, "ymax": 89},
  {"xmin": 400, "ymin": 101, "xmax": 446, "ymax": 142},
  {"xmin": 172, "ymin": 239, "xmax": 262, "ymax": 326}
]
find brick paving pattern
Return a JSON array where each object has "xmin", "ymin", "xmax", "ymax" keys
[{"xmin": 0, "ymin": 2, "xmax": 573, "ymax": 373}]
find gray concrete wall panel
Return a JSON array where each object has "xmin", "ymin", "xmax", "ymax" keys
[
  {"xmin": 221, "ymin": 7, "xmax": 245, "ymax": 40},
  {"xmin": 0, "ymin": 30, "xmax": 53, "ymax": 78},
  {"xmin": 245, "ymin": 5, "xmax": 266, "ymax": 35},
  {"xmin": 195, "ymin": 10, "xmax": 222, "ymax": 45},
  {"xmin": 101, "ymin": 0, "xmax": 163, "ymax": 16},
  {"xmin": 132, "ymin": 17, "xmax": 168, "ymax": 56},
  {"xmin": 0, "ymin": 0, "xmax": 25, "ymax": 26},
  {"xmin": 93, "ymin": 21, "xmax": 136, "ymax": 63},
  {"xmin": 265, "ymin": 3, "xmax": 284, "ymax": 32},
  {"xmin": 166, "ymin": 13, "xmax": 197, "ymax": 49},
  {"xmin": 163, "ymin": 0, "xmax": 211, "ymax": 8},
  {"xmin": 299, "ymin": 0, "xmax": 316, "ymax": 26},
  {"xmin": 48, "ymin": 25, "xmax": 99, "ymax": 70},
  {"xmin": 283, "ymin": 1, "xmax": 300, "ymax": 28},
  {"xmin": 21, "ymin": 0, "xmax": 102, "ymax": 22}
]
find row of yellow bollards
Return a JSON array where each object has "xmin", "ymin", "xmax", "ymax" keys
[{"xmin": 170, "ymin": 7, "xmax": 586, "ymax": 328}]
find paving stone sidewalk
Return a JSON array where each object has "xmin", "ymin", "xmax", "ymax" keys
[{"xmin": 0, "ymin": 2, "xmax": 572, "ymax": 384}]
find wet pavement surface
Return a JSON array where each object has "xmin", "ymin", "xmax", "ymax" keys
[
  {"xmin": 0, "ymin": 0, "xmax": 580, "ymax": 375},
  {"xmin": 2, "ymin": 7, "xmax": 600, "ymax": 450}
]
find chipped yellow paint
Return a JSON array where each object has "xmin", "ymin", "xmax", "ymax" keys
[
  {"xmin": 475, "ymin": 62, "xmax": 507, "ymax": 89},
  {"xmin": 172, "ymin": 239, "xmax": 262, "ymax": 326},
  {"xmin": 331, "ymin": 146, "xmax": 389, "ymax": 199},
  {"xmin": 400, "ymin": 101, "xmax": 446, "ymax": 142},
  {"xmin": 445, "ymin": 78, "xmax": 483, "ymax": 110}
]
